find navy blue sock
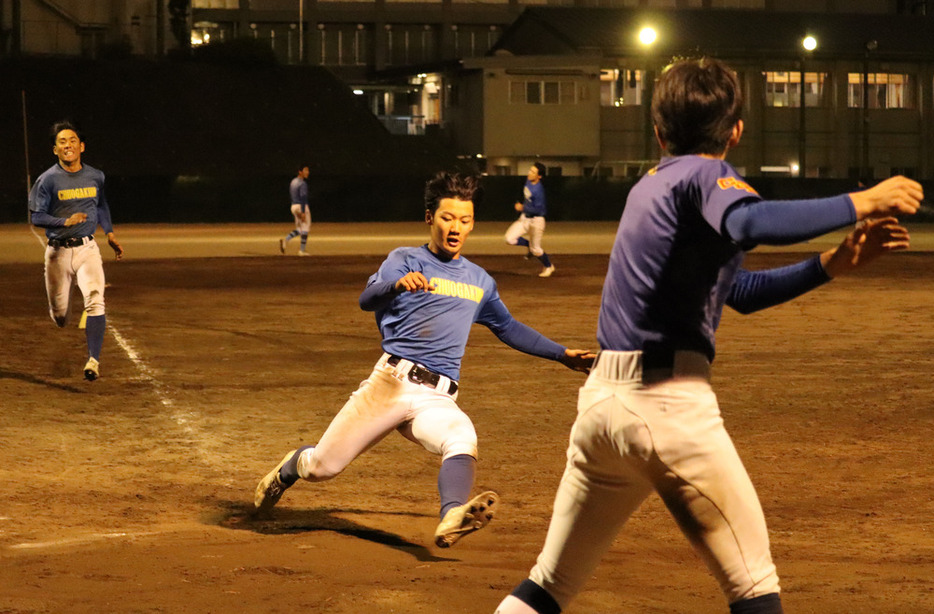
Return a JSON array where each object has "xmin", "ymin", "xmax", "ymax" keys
[
  {"xmin": 278, "ymin": 445, "xmax": 315, "ymax": 486},
  {"xmin": 300, "ymin": 233, "xmax": 308, "ymax": 250},
  {"xmin": 729, "ymin": 593, "xmax": 783, "ymax": 614},
  {"xmin": 538, "ymin": 253, "xmax": 552, "ymax": 267},
  {"xmin": 285, "ymin": 230, "xmax": 299, "ymax": 242},
  {"xmin": 516, "ymin": 237, "xmax": 530, "ymax": 248},
  {"xmin": 85, "ymin": 314, "xmax": 105, "ymax": 360},
  {"xmin": 438, "ymin": 454, "xmax": 476, "ymax": 518},
  {"xmin": 511, "ymin": 579, "xmax": 561, "ymax": 614}
]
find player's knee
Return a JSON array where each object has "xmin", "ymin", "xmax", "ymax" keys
[
  {"xmin": 505, "ymin": 235, "xmax": 518, "ymax": 245},
  {"xmin": 530, "ymin": 246, "xmax": 544, "ymax": 257},
  {"xmin": 85, "ymin": 295, "xmax": 105, "ymax": 317},
  {"xmin": 441, "ymin": 437, "xmax": 478, "ymax": 461}
]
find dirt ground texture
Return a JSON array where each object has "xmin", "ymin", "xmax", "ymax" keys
[{"xmin": 0, "ymin": 226, "xmax": 932, "ymax": 613}]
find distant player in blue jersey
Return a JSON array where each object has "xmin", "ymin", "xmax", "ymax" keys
[
  {"xmin": 495, "ymin": 58, "xmax": 920, "ymax": 614},
  {"xmin": 506, "ymin": 162, "xmax": 555, "ymax": 277},
  {"xmin": 255, "ymin": 171, "xmax": 594, "ymax": 547},
  {"xmin": 29, "ymin": 120, "xmax": 124, "ymax": 381},
  {"xmin": 280, "ymin": 164, "xmax": 310, "ymax": 256}
]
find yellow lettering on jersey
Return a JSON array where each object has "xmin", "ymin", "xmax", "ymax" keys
[
  {"xmin": 428, "ymin": 277, "xmax": 484, "ymax": 303},
  {"xmin": 716, "ymin": 177, "xmax": 758, "ymax": 195},
  {"xmin": 57, "ymin": 187, "xmax": 98, "ymax": 201}
]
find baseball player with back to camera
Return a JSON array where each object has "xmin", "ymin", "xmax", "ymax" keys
[
  {"xmin": 28, "ymin": 120, "xmax": 124, "ymax": 381},
  {"xmin": 505, "ymin": 162, "xmax": 555, "ymax": 278},
  {"xmin": 495, "ymin": 57, "xmax": 919, "ymax": 614},
  {"xmin": 255, "ymin": 171, "xmax": 594, "ymax": 547},
  {"xmin": 280, "ymin": 164, "xmax": 311, "ymax": 256}
]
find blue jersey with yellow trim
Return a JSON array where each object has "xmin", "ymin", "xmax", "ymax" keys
[
  {"xmin": 363, "ymin": 245, "xmax": 516, "ymax": 380},
  {"xmin": 28, "ymin": 163, "xmax": 112, "ymax": 240},
  {"xmin": 598, "ymin": 155, "xmax": 759, "ymax": 360}
]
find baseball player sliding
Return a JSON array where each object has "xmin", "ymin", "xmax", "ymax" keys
[
  {"xmin": 495, "ymin": 58, "xmax": 920, "ymax": 614},
  {"xmin": 255, "ymin": 171, "xmax": 594, "ymax": 547},
  {"xmin": 28, "ymin": 121, "xmax": 124, "ymax": 381}
]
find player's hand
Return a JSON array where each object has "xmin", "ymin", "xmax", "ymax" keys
[
  {"xmin": 64, "ymin": 212, "xmax": 87, "ymax": 226},
  {"xmin": 395, "ymin": 272, "xmax": 434, "ymax": 293},
  {"xmin": 514, "ymin": 202, "xmax": 524, "ymax": 213},
  {"xmin": 821, "ymin": 217, "xmax": 909, "ymax": 278},
  {"xmin": 560, "ymin": 349, "xmax": 597, "ymax": 373},
  {"xmin": 849, "ymin": 176, "xmax": 923, "ymax": 220},
  {"xmin": 107, "ymin": 232, "xmax": 124, "ymax": 261}
]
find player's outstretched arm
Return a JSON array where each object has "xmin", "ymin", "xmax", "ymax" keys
[
  {"xmin": 559, "ymin": 349, "xmax": 596, "ymax": 373},
  {"xmin": 820, "ymin": 217, "xmax": 909, "ymax": 278},
  {"xmin": 848, "ymin": 176, "xmax": 923, "ymax": 220},
  {"xmin": 107, "ymin": 232, "xmax": 124, "ymax": 260}
]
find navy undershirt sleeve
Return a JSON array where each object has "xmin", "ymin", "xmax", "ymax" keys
[
  {"xmin": 726, "ymin": 254, "xmax": 831, "ymax": 314},
  {"xmin": 97, "ymin": 185, "xmax": 114, "ymax": 234},
  {"xmin": 723, "ymin": 195, "xmax": 856, "ymax": 247},
  {"xmin": 481, "ymin": 299, "xmax": 566, "ymax": 361},
  {"xmin": 30, "ymin": 210, "xmax": 65, "ymax": 228},
  {"xmin": 359, "ymin": 279, "xmax": 398, "ymax": 311}
]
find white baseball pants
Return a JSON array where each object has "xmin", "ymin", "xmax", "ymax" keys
[
  {"xmin": 44, "ymin": 239, "xmax": 106, "ymax": 327},
  {"xmin": 505, "ymin": 214, "xmax": 547, "ymax": 257},
  {"xmin": 498, "ymin": 350, "xmax": 780, "ymax": 612},
  {"xmin": 297, "ymin": 354, "xmax": 477, "ymax": 481},
  {"xmin": 290, "ymin": 204, "xmax": 311, "ymax": 233}
]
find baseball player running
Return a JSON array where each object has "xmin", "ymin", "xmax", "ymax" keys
[
  {"xmin": 29, "ymin": 121, "xmax": 124, "ymax": 381},
  {"xmin": 255, "ymin": 171, "xmax": 594, "ymax": 547},
  {"xmin": 505, "ymin": 163, "xmax": 555, "ymax": 277},
  {"xmin": 280, "ymin": 164, "xmax": 311, "ymax": 256},
  {"xmin": 495, "ymin": 58, "xmax": 920, "ymax": 614}
]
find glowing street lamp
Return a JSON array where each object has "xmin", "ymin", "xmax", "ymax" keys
[
  {"xmin": 799, "ymin": 35, "xmax": 817, "ymax": 179},
  {"xmin": 638, "ymin": 26, "xmax": 657, "ymax": 47}
]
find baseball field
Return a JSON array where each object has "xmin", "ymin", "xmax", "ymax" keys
[{"xmin": 1, "ymin": 222, "xmax": 931, "ymax": 613}]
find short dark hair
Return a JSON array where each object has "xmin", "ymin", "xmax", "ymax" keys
[
  {"xmin": 424, "ymin": 171, "xmax": 481, "ymax": 214},
  {"xmin": 533, "ymin": 162, "xmax": 546, "ymax": 177},
  {"xmin": 651, "ymin": 57, "xmax": 743, "ymax": 156},
  {"xmin": 50, "ymin": 120, "xmax": 83, "ymax": 145}
]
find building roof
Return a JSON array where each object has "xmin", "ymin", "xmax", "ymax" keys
[{"xmin": 491, "ymin": 8, "xmax": 934, "ymax": 62}]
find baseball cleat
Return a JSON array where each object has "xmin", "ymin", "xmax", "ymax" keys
[
  {"xmin": 538, "ymin": 265, "xmax": 556, "ymax": 278},
  {"xmin": 523, "ymin": 250, "xmax": 533, "ymax": 260},
  {"xmin": 434, "ymin": 490, "xmax": 499, "ymax": 548},
  {"xmin": 279, "ymin": 238, "xmax": 286, "ymax": 254},
  {"xmin": 83, "ymin": 357, "xmax": 99, "ymax": 381},
  {"xmin": 254, "ymin": 449, "xmax": 298, "ymax": 512},
  {"xmin": 297, "ymin": 250, "xmax": 310, "ymax": 257}
]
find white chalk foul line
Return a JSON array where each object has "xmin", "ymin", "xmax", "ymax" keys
[{"xmin": 108, "ymin": 322, "xmax": 223, "ymax": 469}]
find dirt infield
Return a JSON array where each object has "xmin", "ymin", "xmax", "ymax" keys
[{"xmin": 1, "ymin": 228, "xmax": 932, "ymax": 613}]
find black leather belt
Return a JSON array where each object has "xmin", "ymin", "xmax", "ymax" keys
[
  {"xmin": 48, "ymin": 236, "xmax": 93, "ymax": 248},
  {"xmin": 387, "ymin": 355, "xmax": 459, "ymax": 395}
]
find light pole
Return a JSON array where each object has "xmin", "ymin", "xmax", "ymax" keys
[
  {"xmin": 799, "ymin": 34, "xmax": 817, "ymax": 179},
  {"xmin": 862, "ymin": 39, "xmax": 877, "ymax": 182},
  {"xmin": 638, "ymin": 26, "xmax": 658, "ymax": 161},
  {"xmin": 298, "ymin": 0, "xmax": 304, "ymax": 64}
]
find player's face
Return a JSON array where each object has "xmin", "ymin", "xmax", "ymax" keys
[
  {"xmin": 527, "ymin": 165, "xmax": 541, "ymax": 183},
  {"xmin": 53, "ymin": 130, "xmax": 84, "ymax": 168},
  {"xmin": 299, "ymin": 166, "xmax": 310, "ymax": 178},
  {"xmin": 427, "ymin": 197, "xmax": 474, "ymax": 260}
]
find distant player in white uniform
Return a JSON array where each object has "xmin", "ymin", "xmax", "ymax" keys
[
  {"xmin": 29, "ymin": 120, "xmax": 124, "ymax": 381},
  {"xmin": 280, "ymin": 164, "xmax": 310, "ymax": 256},
  {"xmin": 495, "ymin": 58, "xmax": 919, "ymax": 614},
  {"xmin": 255, "ymin": 171, "xmax": 594, "ymax": 547},
  {"xmin": 505, "ymin": 163, "xmax": 555, "ymax": 278}
]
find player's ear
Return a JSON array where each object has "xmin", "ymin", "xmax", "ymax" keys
[
  {"xmin": 727, "ymin": 120, "xmax": 744, "ymax": 149},
  {"xmin": 425, "ymin": 209, "xmax": 433, "ymax": 225},
  {"xmin": 653, "ymin": 125, "xmax": 667, "ymax": 152}
]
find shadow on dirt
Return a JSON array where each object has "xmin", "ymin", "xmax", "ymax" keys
[{"xmin": 210, "ymin": 500, "xmax": 454, "ymax": 563}]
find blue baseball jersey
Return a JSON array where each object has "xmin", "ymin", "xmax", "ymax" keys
[
  {"xmin": 522, "ymin": 180, "xmax": 547, "ymax": 217},
  {"xmin": 598, "ymin": 155, "xmax": 760, "ymax": 360},
  {"xmin": 361, "ymin": 245, "xmax": 563, "ymax": 380},
  {"xmin": 290, "ymin": 176, "xmax": 309, "ymax": 213},
  {"xmin": 28, "ymin": 163, "xmax": 113, "ymax": 240}
]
